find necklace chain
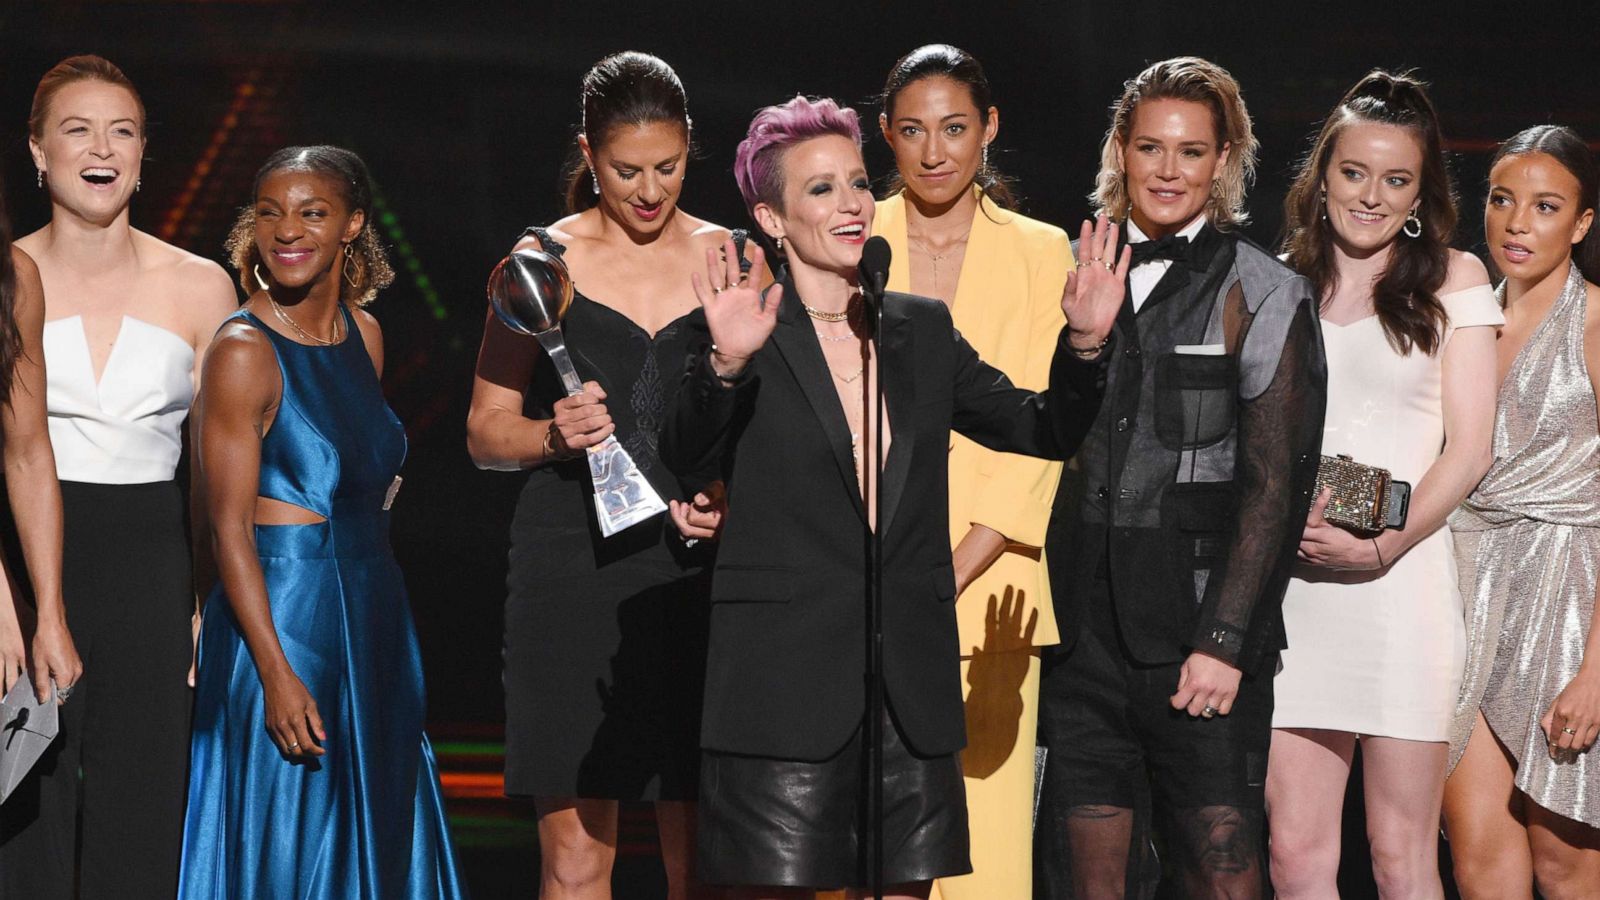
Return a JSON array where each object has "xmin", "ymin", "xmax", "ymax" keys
[
  {"xmin": 907, "ymin": 227, "xmax": 972, "ymax": 295},
  {"xmin": 269, "ymin": 297, "xmax": 344, "ymax": 346},
  {"xmin": 803, "ymin": 303, "xmax": 850, "ymax": 322}
]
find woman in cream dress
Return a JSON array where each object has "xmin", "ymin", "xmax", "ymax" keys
[{"xmin": 1267, "ymin": 72, "xmax": 1499, "ymax": 899}]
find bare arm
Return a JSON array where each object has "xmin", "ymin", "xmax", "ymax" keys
[
  {"xmin": 467, "ymin": 235, "xmax": 612, "ymax": 471},
  {"xmin": 4, "ymin": 248, "xmax": 79, "ymax": 701},
  {"xmin": 199, "ymin": 323, "xmax": 324, "ymax": 758},
  {"xmin": 187, "ymin": 262, "xmax": 241, "ymax": 603}
]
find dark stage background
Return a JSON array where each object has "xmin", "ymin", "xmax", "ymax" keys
[{"xmin": 2, "ymin": 2, "xmax": 1596, "ymax": 896}]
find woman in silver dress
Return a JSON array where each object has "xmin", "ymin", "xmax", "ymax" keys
[{"xmin": 1443, "ymin": 125, "xmax": 1600, "ymax": 899}]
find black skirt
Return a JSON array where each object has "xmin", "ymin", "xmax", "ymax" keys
[{"xmin": 696, "ymin": 698, "xmax": 971, "ymax": 889}]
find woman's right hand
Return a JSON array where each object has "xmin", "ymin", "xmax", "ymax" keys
[
  {"xmin": 261, "ymin": 665, "xmax": 326, "ymax": 759},
  {"xmin": 548, "ymin": 381, "xmax": 613, "ymax": 457},
  {"xmin": 692, "ymin": 239, "xmax": 780, "ymax": 372}
]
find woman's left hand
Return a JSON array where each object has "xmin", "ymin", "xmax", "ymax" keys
[
  {"xmin": 1298, "ymin": 487, "xmax": 1384, "ymax": 570},
  {"xmin": 1542, "ymin": 667, "xmax": 1600, "ymax": 756},
  {"xmin": 670, "ymin": 482, "xmax": 726, "ymax": 542}
]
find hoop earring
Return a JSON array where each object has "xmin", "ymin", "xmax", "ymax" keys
[
  {"xmin": 1403, "ymin": 210, "xmax": 1423, "ymax": 239},
  {"xmin": 342, "ymin": 244, "xmax": 359, "ymax": 288},
  {"xmin": 252, "ymin": 262, "xmax": 270, "ymax": 292}
]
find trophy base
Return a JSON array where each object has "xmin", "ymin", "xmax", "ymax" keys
[{"xmin": 586, "ymin": 435, "xmax": 668, "ymax": 538}]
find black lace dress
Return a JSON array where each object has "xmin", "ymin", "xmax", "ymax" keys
[{"xmin": 501, "ymin": 227, "xmax": 730, "ymax": 800}]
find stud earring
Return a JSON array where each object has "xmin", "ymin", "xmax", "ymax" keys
[
  {"xmin": 252, "ymin": 262, "xmax": 270, "ymax": 292},
  {"xmin": 1403, "ymin": 210, "xmax": 1423, "ymax": 239}
]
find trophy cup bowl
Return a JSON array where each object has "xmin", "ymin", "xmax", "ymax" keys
[{"xmin": 487, "ymin": 248, "xmax": 574, "ymax": 336}]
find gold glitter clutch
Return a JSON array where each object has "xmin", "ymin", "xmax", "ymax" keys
[{"xmin": 1313, "ymin": 454, "xmax": 1411, "ymax": 534}]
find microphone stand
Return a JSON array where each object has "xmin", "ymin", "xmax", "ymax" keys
[{"xmin": 860, "ymin": 271, "xmax": 888, "ymax": 900}]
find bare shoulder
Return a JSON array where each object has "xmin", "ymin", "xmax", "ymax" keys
[
  {"xmin": 9, "ymin": 246, "xmax": 40, "ymax": 284},
  {"xmin": 352, "ymin": 306, "xmax": 383, "ymax": 342},
  {"xmin": 205, "ymin": 319, "xmax": 275, "ymax": 381},
  {"xmin": 1441, "ymin": 250, "xmax": 1492, "ymax": 293},
  {"xmin": 134, "ymin": 230, "xmax": 238, "ymax": 305}
]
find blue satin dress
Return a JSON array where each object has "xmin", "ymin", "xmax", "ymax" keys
[{"xmin": 179, "ymin": 307, "xmax": 467, "ymax": 899}]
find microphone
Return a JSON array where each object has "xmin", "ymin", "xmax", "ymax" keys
[{"xmin": 858, "ymin": 236, "xmax": 892, "ymax": 328}]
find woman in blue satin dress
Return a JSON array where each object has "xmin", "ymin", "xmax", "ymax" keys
[{"xmin": 178, "ymin": 145, "xmax": 467, "ymax": 898}]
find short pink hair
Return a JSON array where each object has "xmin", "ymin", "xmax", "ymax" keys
[{"xmin": 733, "ymin": 95, "xmax": 862, "ymax": 214}]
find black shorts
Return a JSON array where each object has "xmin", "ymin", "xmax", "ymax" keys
[
  {"xmin": 1038, "ymin": 576, "xmax": 1273, "ymax": 814},
  {"xmin": 696, "ymin": 698, "xmax": 971, "ymax": 889}
]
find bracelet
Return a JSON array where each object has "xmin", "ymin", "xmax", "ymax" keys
[
  {"xmin": 708, "ymin": 344, "xmax": 751, "ymax": 382},
  {"xmin": 1069, "ymin": 335, "xmax": 1110, "ymax": 358},
  {"xmin": 1372, "ymin": 538, "xmax": 1385, "ymax": 568},
  {"xmin": 542, "ymin": 426, "xmax": 563, "ymax": 461}
]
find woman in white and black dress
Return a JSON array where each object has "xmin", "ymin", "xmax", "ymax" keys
[{"xmin": 0, "ymin": 55, "xmax": 236, "ymax": 899}]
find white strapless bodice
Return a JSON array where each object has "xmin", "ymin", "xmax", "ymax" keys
[{"xmin": 44, "ymin": 315, "xmax": 194, "ymax": 484}]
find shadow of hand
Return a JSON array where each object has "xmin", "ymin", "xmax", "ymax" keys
[{"xmin": 962, "ymin": 586, "xmax": 1037, "ymax": 779}]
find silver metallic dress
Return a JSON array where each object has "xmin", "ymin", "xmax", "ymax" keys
[{"xmin": 1449, "ymin": 262, "xmax": 1600, "ymax": 826}]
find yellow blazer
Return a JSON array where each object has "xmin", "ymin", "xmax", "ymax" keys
[{"xmin": 874, "ymin": 188, "xmax": 1074, "ymax": 651}]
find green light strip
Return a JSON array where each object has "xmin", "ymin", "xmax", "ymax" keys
[{"xmin": 369, "ymin": 186, "xmax": 447, "ymax": 321}]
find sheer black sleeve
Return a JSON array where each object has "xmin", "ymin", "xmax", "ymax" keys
[{"xmin": 1188, "ymin": 297, "xmax": 1326, "ymax": 666}]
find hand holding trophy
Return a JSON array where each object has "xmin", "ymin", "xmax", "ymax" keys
[{"xmin": 488, "ymin": 249, "xmax": 668, "ymax": 536}]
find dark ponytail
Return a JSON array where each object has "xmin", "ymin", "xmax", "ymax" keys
[
  {"xmin": 561, "ymin": 52, "xmax": 690, "ymax": 215},
  {"xmin": 0, "ymin": 173, "xmax": 22, "ymax": 402},
  {"xmin": 1490, "ymin": 125, "xmax": 1600, "ymax": 285},
  {"xmin": 879, "ymin": 44, "xmax": 1018, "ymax": 213},
  {"xmin": 1282, "ymin": 69, "xmax": 1454, "ymax": 355}
]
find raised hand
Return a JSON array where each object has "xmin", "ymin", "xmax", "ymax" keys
[
  {"xmin": 692, "ymin": 239, "xmax": 780, "ymax": 375},
  {"xmin": 1062, "ymin": 214, "xmax": 1130, "ymax": 353}
]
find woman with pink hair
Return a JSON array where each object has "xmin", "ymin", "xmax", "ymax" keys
[{"xmin": 658, "ymin": 95, "xmax": 1123, "ymax": 899}]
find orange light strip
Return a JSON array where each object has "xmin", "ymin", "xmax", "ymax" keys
[{"xmin": 159, "ymin": 77, "xmax": 257, "ymax": 243}]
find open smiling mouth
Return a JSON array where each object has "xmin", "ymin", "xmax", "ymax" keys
[{"xmin": 81, "ymin": 167, "xmax": 118, "ymax": 186}]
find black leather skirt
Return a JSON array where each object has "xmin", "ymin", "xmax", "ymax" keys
[{"xmin": 696, "ymin": 698, "xmax": 971, "ymax": 888}]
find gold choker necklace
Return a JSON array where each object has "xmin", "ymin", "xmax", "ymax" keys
[{"xmin": 803, "ymin": 292, "xmax": 861, "ymax": 323}]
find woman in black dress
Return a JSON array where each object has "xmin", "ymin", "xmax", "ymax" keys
[{"xmin": 467, "ymin": 51, "xmax": 749, "ymax": 899}]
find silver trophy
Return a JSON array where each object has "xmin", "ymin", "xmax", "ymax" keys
[{"xmin": 488, "ymin": 249, "xmax": 668, "ymax": 537}]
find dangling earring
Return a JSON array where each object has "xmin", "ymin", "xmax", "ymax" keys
[
  {"xmin": 252, "ymin": 262, "xmax": 270, "ymax": 292},
  {"xmin": 1403, "ymin": 209, "xmax": 1423, "ymax": 239},
  {"xmin": 35, "ymin": 170, "xmax": 43, "ymax": 189},
  {"xmin": 590, "ymin": 168, "xmax": 601, "ymax": 196},
  {"xmin": 135, "ymin": 178, "xmax": 141, "ymax": 193},
  {"xmin": 342, "ymin": 243, "xmax": 359, "ymax": 288},
  {"xmin": 774, "ymin": 236, "xmax": 785, "ymax": 251},
  {"xmin": 981, "ymin": 143, "xmax": 989, "ymax": 169},
  {"xmin": 1319, "ymin": 188, "xmax": 1328, "ymax": 222}
]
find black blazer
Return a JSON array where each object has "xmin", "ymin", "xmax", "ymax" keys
[{"xmin": 661, "ymin": 276, "xmax": 1106, "ymax": 761}]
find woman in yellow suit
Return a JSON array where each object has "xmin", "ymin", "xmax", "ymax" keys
[{"xmin": 875, "ymin": 45, "xmax": 1073, "ymax": 900}]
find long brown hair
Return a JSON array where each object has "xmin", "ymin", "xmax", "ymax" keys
[
  {"xmin": 1282, "ymin": 70, "xmax": 1454, "ymax": 356},
  {"xmin": 0, "ymin": 175, "xmax": 22, "ymax": 402}
]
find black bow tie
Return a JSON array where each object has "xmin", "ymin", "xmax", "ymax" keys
[{"xmin": 1129, "ymin": 233, "xmax": 1191, "ymax": 267}]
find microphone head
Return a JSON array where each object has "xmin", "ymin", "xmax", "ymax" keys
[{"xmin": 859, "ymin": 235, "xmax": 892, "ymax": 284}]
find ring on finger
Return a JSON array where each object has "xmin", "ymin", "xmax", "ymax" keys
[
  {"xmin": 1101, "ymin": 260, "xmax": 1115, "ymax": 271},
  {"xmin": 1201, "ymin": 705, "xmax": 1219, "ymax": 719},
  {"xmin": 288, "ymin": 741, "xmax": 301, "ymax": 751},
  {"xmin": 1564, "ymin": 726, "xmax": 1579, "ymax": 735}
]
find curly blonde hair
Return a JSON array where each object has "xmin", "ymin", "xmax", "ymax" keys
[
  {"xmin": 1092, "ymin": 57, "xmax": 1258, "ymax": 230},
  {"xmin": 225, "ymin": 145, "xmax": 395, "ymax": 307}
]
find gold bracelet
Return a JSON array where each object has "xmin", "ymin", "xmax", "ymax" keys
[{"xmin": 542, "ymin": 426, "xmax": 563, "ymax": 461}]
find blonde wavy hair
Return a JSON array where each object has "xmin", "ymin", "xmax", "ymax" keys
[{"xmin": 1092, "ymin": 57, "xmax": 1258, "ymax": 230}]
